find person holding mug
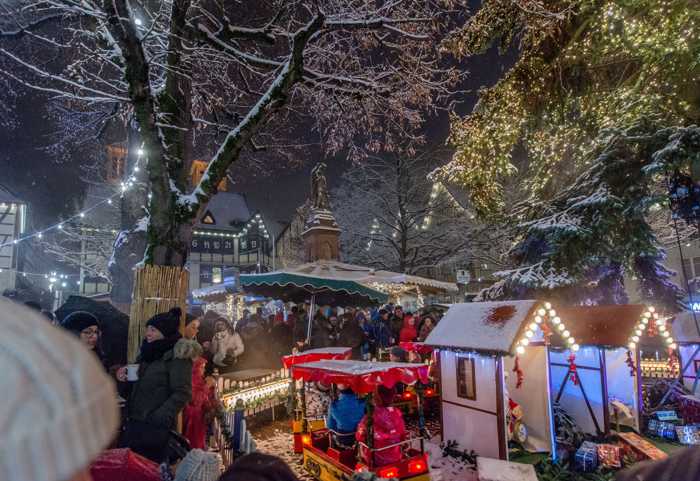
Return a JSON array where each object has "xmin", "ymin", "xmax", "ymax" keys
[{"xmin": 118, "ymin": 307, "xmax": 202, "ymax": 462}]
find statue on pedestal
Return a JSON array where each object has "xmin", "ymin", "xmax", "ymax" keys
[
  {"xmin": 311, "ymin": 162, "xmax": 330, "ymax": 211},
  {"xmin": 304, "ymin": 162, "xmax": 340, "ymax": 262}
]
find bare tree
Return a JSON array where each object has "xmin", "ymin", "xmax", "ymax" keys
[
  {"xmin": 0, "ymin": 0, "xmax": 466, "ymax": 286},
  {"xmin": 40, "ymin": 223, "xmax": 116, "ymax": 283},
  {"xmin": 333, "ymin": 149, "xmax": 503, "ymax": 275}
]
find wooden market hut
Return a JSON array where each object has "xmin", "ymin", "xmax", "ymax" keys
[
  {"xmin": 424, "ymin": 301, "xmax": 678, "ymax": 461},
  {"xmin": 423, "ymin": 300, "xmax": 580, "ymax": 460},
  {"xmin": 555, "ymin": 304, "xmax": 647, "ymax": 436},
  {"xmin": 671, "ymin": 310, "xmax": 700, "ymax": 394}
]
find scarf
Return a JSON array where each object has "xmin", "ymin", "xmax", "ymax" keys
[{"xmin": 139, "ymin": 334, "xmax": 181, "ymax": 363}]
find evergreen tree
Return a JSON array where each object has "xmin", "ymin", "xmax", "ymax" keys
[
  {"xmin": 436, "ymin": 0, "xmax": 699, "ymax": 215},
  {"xmin": 478, "ymin": 123, "xmax": 699, "ymax": 310}
]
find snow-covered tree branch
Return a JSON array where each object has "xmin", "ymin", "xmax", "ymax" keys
[{"xmin": 0, "ymin": 0, "xmax": 467, "ymax": 269}]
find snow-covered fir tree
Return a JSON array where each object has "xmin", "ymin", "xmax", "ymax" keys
[{"xmin": 479, "ymin": 123, "xmax": 700, "ymax": 310}]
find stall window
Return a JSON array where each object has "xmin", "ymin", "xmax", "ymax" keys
[
  {"xmin": 456, "ymin": 356, "xmax": 476, "ymax": 400},
  {"xmin": 212, "ymin": 267, "xmax": 223, "ymax": 284}
]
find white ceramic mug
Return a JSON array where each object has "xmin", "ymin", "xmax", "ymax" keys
[{"xmin": 126, "ymin": 363, "xmax": 140, "ymax": 381}]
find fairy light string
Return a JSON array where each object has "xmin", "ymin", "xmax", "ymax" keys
[
  {"xmin": 515, "ymin": 301, "xmax": 580, "ymax": 354},
  {"xmin": 627, "ymin": 305, "xmax": 677, "ymax": 351},
  {"xmin": 0, "ymin": 151, "xmax": 144, "ymax": 250},
  {"xmin": 436, "ymin": 0, "xmax": 698, "ymax": 214}
]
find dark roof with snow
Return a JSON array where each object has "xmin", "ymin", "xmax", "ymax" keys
[
  {"xmin": 556, "ymin": 304, "xmax": 648, "ymax": 347},
  {"xmin": 195, "ymin": 191, "xmax": 251, "ymax": 231},
  {"xmin": 0, "ymin": 183, "xmax": 25, "ymax": 204}
]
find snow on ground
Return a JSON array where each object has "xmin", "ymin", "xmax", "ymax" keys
[
  {"xmin": 424, "ymin": 438, "xmax": 478, "ymax": 481},
  {"xmin": 250, "ymin": 417, "xmax": 477, "ymax": 481},
  {"xmin": 250, "ymin": 421, "xmax": 314, "ymax": 481}
]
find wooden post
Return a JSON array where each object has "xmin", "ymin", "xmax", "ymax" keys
[
  {"xmin": 545, "ymin": 347, "xmax": 558, "ymax": 460},
  {"xmin": 436, "ymin": 350, "xmax": 444, "ymax": 443},
  {"xmin": 600, "ymin": 349, "xmax": 611, "ymax": 434},
  {"xmin": 495, "ymin": 357, "xmax": 507, "ymax": 461},
  {"xmin": 636, "ymin": 348, "xmax": 645, "ymax": 425},
  {"xmin": 127, "ymin": 265, "xmax": 189, "ymax": 362}
]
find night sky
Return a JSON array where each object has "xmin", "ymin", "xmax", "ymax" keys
[{"xmin": 0, "ymin": 11, "xmax": 513, "ymax": 235}]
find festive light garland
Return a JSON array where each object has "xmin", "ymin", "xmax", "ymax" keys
[
  {"xmin": 515, "ymin": 301, "xmax": 580, "ymax": 354},
  {"xmin": 436, "ymin": 0, "xmax": 698, "ymax": 214},
  {"xmin": 627, "ymin": 306, "xmax": 677, "ymax": 351},
  {"xmin": 0, "ymin": 152, "xmax": 144, "ymax": 250},
  {"xmin": 194, "ymin": 213, "xmax": 271, "ymax": 240},
  {"xmin": 0, "ymin": 267, "xmax": 80, "ymax": 281},
  {"xmin": 221, "ymin": 379, "xmax": 289, "ymax": 410}
]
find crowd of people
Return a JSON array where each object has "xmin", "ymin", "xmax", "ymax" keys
[
  {"xmin": 26, "ymin": 296, "xmax": 441, "ymax": 469},
  {"xmin": 20, "ymin": 296, "xmax": 440, "ymax": 478},
  {"xmin": 4, "ymin": 296, "xmax": 700, "ymax": 481},
  {"xmin": 289, "ymin": 303, "xmax": 442, "ymax": 360},
  {"xmin": 1, "ymin": 298, "xmax": 315, "ymax": 481}
]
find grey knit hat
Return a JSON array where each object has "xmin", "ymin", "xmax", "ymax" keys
[
  {"xmin": 175, "ymin": 449, "xmax": 222, "ymax": 481},
  {"xmin": 0, "ymin": 298, "xmax": 119, "ymax": 481}
]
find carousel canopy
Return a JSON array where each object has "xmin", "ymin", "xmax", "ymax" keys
[
  {"xmin": 291, "ymin": 359, "xmax": 429, "ymax": 393},
  {"xmin": 672, "ymin": 310, "xmax": 700, "ymax": 344},
  {"xmin": 424, "ymin": 300, "xmax": 540, "ymax": 354},
  {"xmin": 282, "ymin": 347, "xmax": 352, "ymax": 368},
  {"xmin": 398, "ymin": 341, "xmax": 434, "ymax": 354}
]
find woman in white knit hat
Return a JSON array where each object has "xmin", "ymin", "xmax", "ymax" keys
[
  {"xmin": 174, "ymin": 449, "xmax": 222, "ymax": 481},
  {"xmin": 0, "ymin": 297, "xmax": 120, "ymax": 481}
]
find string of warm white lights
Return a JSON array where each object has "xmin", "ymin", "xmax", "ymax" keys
[
  {"xmin": 627, "ymin": 306, "xmax": 677, "ymax": 351},
  {"xmin": 0, "ymin": 151, "xmax": 145, "ymax": 250},
  {"xmin": 193, "ymin": 213, "xmax": 271, "ymax": 239},
  {"xmin": 515, "ymin": 301, "xmax": 580, "ymax": 354},
  {"xmin": 0, "ymin": 266, "xmax": 79, "ymax": 280}
]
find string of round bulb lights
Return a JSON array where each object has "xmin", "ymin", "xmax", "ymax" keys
[
  {"xmin": 0, "ymin": 151, "xmax": 145, "ymax": 250},
  {"xmin": 627, "ymin": 306, "xmax": 677, "ymax": 351},
  {"xmin": 515, "ymin": 301, "xmax": 580, "ymax": 354}
]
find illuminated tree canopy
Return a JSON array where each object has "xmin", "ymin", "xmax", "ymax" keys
[{"xmin": 435, "ymin": 0, "xmax": 700, "ymax": 215}]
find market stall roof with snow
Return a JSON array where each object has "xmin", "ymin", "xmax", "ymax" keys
[
  {"xmin": 423, "ymin": 300, "xmax": 575, "ymax": 355},
  {"xmin": 191, "ymin": 259, "xmax": 457, "ymax": 305},
  {"xmin": 555, "ymin": 304, "xmax": 651, "ymax": 348}
]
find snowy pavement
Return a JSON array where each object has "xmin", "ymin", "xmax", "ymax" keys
[
  {"xmin": 250, "ymin": 418, "xmax": 478, "ymax": 481},
  {"xmin": 423, "ymin": 438, "xmax": 478, "ymax": 481},
  {"xmin": 250, "ymin": 421, "xmax": 314, "ymax": 481}
]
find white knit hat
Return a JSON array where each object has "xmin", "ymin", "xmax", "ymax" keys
[
  {"xmin": 0, "ymin": 298, "xmax": 119, "ymax": 481},
  {"xmin": 175, "ymin": 449, "xmax": 222, "ymax": 481}
]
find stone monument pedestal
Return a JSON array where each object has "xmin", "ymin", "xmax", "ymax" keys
[{"xmin": 302, "ymin": 208, "xmax": 341, "ymax": 262}]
